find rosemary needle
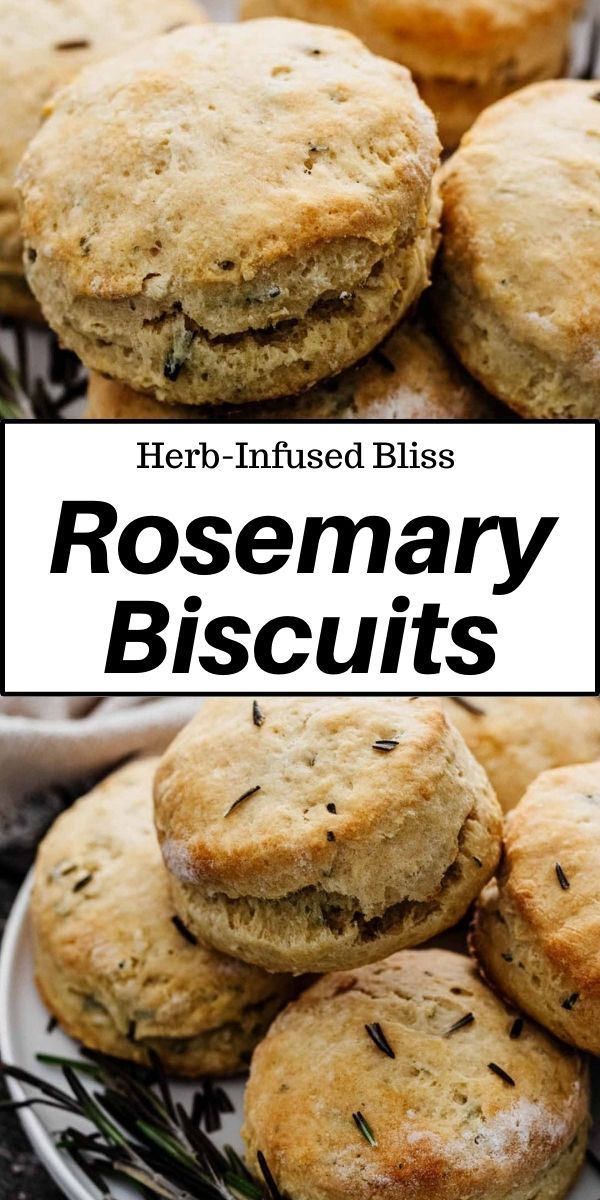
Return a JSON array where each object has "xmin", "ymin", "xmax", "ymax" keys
[
  {"xmin": 365, "ymin": 1022, "xmax": 396, "ymax": 1059},
  {"xmin": 444, "ymin": 1013, "xmax": 475, "ymax": 1037},
  {"xmin": 225, "ymin": 784, "xmax": 261, "ymax": 817},
  {"xmin": 352, "ymin": 1111, "xmax": 378, "ymax": 1147}
]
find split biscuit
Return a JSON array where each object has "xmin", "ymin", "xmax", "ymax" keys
[
  {"xmin": 84, "ymin": 317, "xmax": 500, "ymax": 419},
  {"xmin": 18, "ymin": 20, "xmax": 440, "ymax": 406},
  {"xmin": 154, "ymin": 698, "xmax": 502, "ymax": 974}
]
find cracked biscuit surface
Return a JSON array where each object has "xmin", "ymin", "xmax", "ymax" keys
[
  {"xmin": 471, "ymin": 762, "xmax": 600, "ymax": 1056},
  {"xmin": 85, "ymin": 316, "xmax": 500, "ymax": 419},
  {"xmin": 243, "ymin": 949, "xmax": 589, "ymax": 1200},
  {"xmin": 433, "ymin": 81, "xmax": 600, "ymax": 418},
  {"xmin": 441, "ymin": 697, "xmax": 600, "ymax": 813},
  {"xmin": 31, "ymin": 758, "xmax": 296, "ymax": 1075},
  {"xmin": 18, "ymin": 19, "xmax": 440, "ymax": 406},
  {"xmin": 240, "ymin": 0, "xmax": 577, "ymax": 147},
  {"xmin": 0, "ymin": 0, "xmax": 206, "ymax": 319},
  {"xmin": 154, "ymin": 699, "xmax": 502, "ymax": 974}
]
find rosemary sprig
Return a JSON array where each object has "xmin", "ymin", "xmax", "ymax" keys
[
  {"xmin": 0, "ymin": 1050, "xmax": 275, "ymax": 1200},
  {"xmin": 0, "ymin": 345, "xmax": 25, "ymax": 418},
  {"xmin": 0, "ymin": 320, "xmax": 87, "ymax": 419}
]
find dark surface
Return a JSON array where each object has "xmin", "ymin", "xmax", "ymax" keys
[
  {"xmin": 0, "ymin": 765, "xmax": 121, "ymax": 1200},
  {"xmin": 0, "ymin": 875, "xmax": 63, "ymax": 1200}
]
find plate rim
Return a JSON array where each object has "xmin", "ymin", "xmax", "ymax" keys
[{"xmin": 0, "ymin": 869, "xmax": 92, "ymax": 1200}]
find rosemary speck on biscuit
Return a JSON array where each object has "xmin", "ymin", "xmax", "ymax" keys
[
  {"xmin": 488, "ymin": 1062, "xmax": 515, "ymax": 1086},
  {"xmin": 365, "ymin": 1022, "xmax": 395, "ymax": 1059},
  {"xmin": 444, "ymin": 1013, "xmax": 475, "ymax": 1037},
  {"xmin": 253, "ymin": 700, "xmax": 265, "ymax": 727},
  {"xmin": 171, "ymin": 915, "xmax": 198, "ymax": 945},
  {"xmin": 55, "ymin": 38, "xmax": 91, "ymax": 49},
  {"xmin": 225, "ymin": 784, "xmax": 261, "ymax": 817},
  {"xmin": 373, "ymin": 739, "xmax": 399, "ymax": 752},
  {"xmin": 72, "ymin": 874, "xmax": 93, "ymax": 893},
  {"xmin": 555, "ymin": 862, "xmax": 570, "ymax": 890},
  {"xmin": 562, "ymin": 993, "xmax": 580, "ymax": 1011},
  {"xmin": 509, "ymin": 1017, "xmax": 524, "ymax": 1039},
  {"xmin": 353, "ymin": 1110, "xmax": 378, "ymax": 1147},
  {"xmin": 449, "ymin": 697, "xmax": 485, "ymax": 716}
]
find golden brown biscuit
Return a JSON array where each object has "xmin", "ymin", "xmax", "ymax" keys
[
  {"xmin": 19, "ymin": 20, "xmax": 440, "ymax": 406},
  {"xmin": 31, "ymin": 758, "xmax": 296, "ymax": 1075},
  {"xmin": 0, "ymin": 0, "xmax": 206, "ymax": 320},
  {"xmin": 471, "ymin": 762, "xmax": 600, "ymax": 1056},
  {"xmin": 441, "ymin": 697, "xmax": 600, "ymax": 813},
  {"xmin": 85, "ymin": 317, "xmax": 501, "ymax": 419},
  {"xmin": 243, "ymin": 949, "xmax": 590, "ymax": 1200},
  {"xmin": 432, "ymin": 81, "xmax": 600, "ymax": 418},
  {"xmin": 154, "ymin": 698, "xmax": 502, "ymax": 974},
  {"xmin": 240, "ymin": 0, "xmax": 577, "ymax": 147}
]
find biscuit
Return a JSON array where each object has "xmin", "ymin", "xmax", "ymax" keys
[
  {"xmin": 0, "ymin": 0, "xmax": 206, "ymax": 320},
  {"xmin": 441, "ymin": 697, "xmax": 600, "ymax": 813},
  {"xmin": 432, "ymin": 82, "xmax": 600, "ymax": 418},
  {"xmin": 19, "ymin": 20, "xmax": 441, "ymax": 406},
  {"xmin": 471, "ymin": 762, "xmax": 600, "ymax": 1056},
  {"xmin": 243, "ymin": 949, "xmax": 590, "ymax": 1200},
  {"xmin": 84, "ymin": 316, "xmax": 501, "ymax": 419},
  {"xmin": 240, "ymin": 0, "xmax": 577, "ymax": 148},
  {"xmin": 154, "ymin": 698, "xmax": 502, "ymax": 974},
  {"xmin": 31, "ymin": 758, "xmax": 296, "ymax": 1075}
]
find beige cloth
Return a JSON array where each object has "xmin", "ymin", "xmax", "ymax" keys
[{"xmin": 0, "ymin": 697, "xmax": 198, "ymax": 817}]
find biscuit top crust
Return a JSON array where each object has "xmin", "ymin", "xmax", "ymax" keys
[
  {"xmin": 243, "ymin": 949, "xmax": 588, "ymax": 1200},
  {"xmin": 154, "ymin": 698, "xmax": 498, "ymax": 906},
  {"xmin": 17, "ymin": 19, "xmax": 439, "ymax": 300},
  {"xmin": 0, "ymin": 0, "xmax": 206, "ymax": 270},
  {"xmin": 439, "ymin": 81, "xmax": 600, "ymax": 389},
  {"xmin": 32, "ymin": 759, "xmax": 285, "ymax": 1041},
  {"xmin": 243, "ymin": 0, "xmax": 576, "ymax": 56},
  {"xmin": 441, "ymin": 696, "xmax": 600, "ymax": 812},
  {"xmin": 499, "ymin": 762, "xmax": 600, "ymax": 994}
]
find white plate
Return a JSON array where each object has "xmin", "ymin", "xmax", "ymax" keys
[{"xmin": 1, "ymin": 873, "xmax": 599, "ymax": 1200}]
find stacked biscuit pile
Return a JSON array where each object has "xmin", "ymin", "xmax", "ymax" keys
[
  {"xmin": 32, "ymin": 695, "xmax": 600, "ymax": 1200},
  {"xmin": 2, "ymin": 0, "xmax": 598, "ymax": 418}
]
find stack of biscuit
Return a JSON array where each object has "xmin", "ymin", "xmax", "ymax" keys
[
  {"xmin": 32, "ymin": 695, "xmax": 600, "ymax": 1199},
  {"xmin": 4, "ymin": 1, "xmax": 598, "ymax": 418}
]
